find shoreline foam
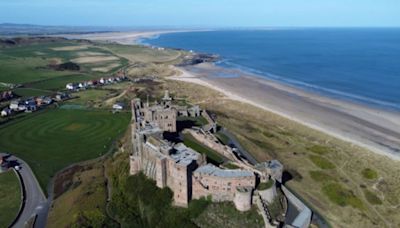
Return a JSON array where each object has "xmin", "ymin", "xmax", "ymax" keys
[
  {"xmin": 169, "ymin": 63, "xmax": 400, "ymax": 161},
  {"xmin": 61, "ymin": 30, "xmax": 400, "ymax": 160}
]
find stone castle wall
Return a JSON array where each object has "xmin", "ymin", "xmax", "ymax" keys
[
  {"xmin": 185, "ymin": 129, "xmax": 237, "ymax": 161},
  {"xmin": 192, "ymin": 173, "xmax": 256, "ymax": 202}
]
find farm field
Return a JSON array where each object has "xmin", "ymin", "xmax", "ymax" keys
[
  {"xmin": 0, "ymin": 108, "xmax": 131, "ymax": 190},
  {"xmin": 0, "ymin": 170, "xmax": 22, "ymax": 227},
  {"xmin": 0, "ymin": 40, "xmax": 128, "ymax": 95}
]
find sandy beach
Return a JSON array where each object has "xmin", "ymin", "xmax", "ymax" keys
[
  {"xmin": 60, "ymin": 30, "xmax": 202, "ymax": 45},
  {"xmin": 62, "ymin": 31, "xmax": 400, "ymax": 160},
  {"xmin": 170, "ymin": 63, "xmax": 400, "ymax": 160}
]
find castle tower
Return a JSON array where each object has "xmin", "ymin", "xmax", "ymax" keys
[
  {"xmin": 234, "ymin": 186, "xmax": 253, "ymax": 211},
  {"xmin": 258, "ymin": 179, "xmax": 277, "ymax": 203},
  {"xmin": 162, "ymin": 90, "xmax": 172, "ymax": 106}
]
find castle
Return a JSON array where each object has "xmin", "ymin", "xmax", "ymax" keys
[{"xmin": 129, "ymin": 91, "xmax": 287, "ymax": 213}]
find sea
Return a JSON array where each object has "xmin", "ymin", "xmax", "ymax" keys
[{"xmin": 142, "ymin": 29, "xmax": 400, "ymax": 111}]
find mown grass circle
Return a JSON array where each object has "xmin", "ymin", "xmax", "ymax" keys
[{"xmin": 0, "ymin": 108, "xmax": 131, "ymax": 190}]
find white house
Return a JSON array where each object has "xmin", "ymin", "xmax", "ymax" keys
[
  {"xmin": 113, "ymin": 103, "xmax": 124, "ymax": 110},
  {"xmin": 1, "ymin": 108, "xmax": 12, "ymax": 117},
  {"xmin": 9, "ymin": 100, "xmax": 20, "ymax": 110}
]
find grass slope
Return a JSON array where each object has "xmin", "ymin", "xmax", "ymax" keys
[
  {"xmin": 183, "ymin": 133, "xmax": 225, "ymax": 165},
  {"xmin": 0, "ymin": 108, "xmax": 130, "ymax": 190},
  {"xmin": 0, "ymin": 170, "xmax": 21, "ymax": 227}
]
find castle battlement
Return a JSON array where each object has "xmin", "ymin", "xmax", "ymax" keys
[{"xmin": 129, "ymin": 93, "xmax": 282, "ymax": 212}]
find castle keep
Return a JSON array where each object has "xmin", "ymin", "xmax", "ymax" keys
[
  {"xmin": 129, "ymin": 92, "xmax": 312, "ymax": 228},
  {"xmin": 129, "ymin": 93, "xmax": 258, "ymax": 210}
]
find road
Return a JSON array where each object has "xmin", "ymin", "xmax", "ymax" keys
[{"xmin": 1, "ymin": 153, "xmax": 48, "ymax": 228}]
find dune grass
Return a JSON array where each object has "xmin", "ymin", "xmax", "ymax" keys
[
  {"xmin": 322, "ymin": 183, "xmax": 364, "ymax": 210},
  {"xmin": 309, "ymin": 155, "xmax": 335, "ymax": 169},
  {"xmin": 361, "ymin": 168, "xmax": 378, "ymax": 180}
]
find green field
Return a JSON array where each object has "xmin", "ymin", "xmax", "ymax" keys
[
  {"xmin": 13, "ymin": 88, "xmax": 53, "ymax": 98},
  {"xmin": 0, "ymin": 41, "xmax": 128, "ymax": 102},
  {"xmin": 0, "ymin": 108, "xmax": 131, "ymax": 190},
  {"xmin": 0, "ymin": 170, "xmax": 22, "ymax": 227}
]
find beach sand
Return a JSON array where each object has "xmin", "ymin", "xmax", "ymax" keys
[
  {"xmin": 170, "ymin": 63, "xmax": 400, "ymax": 160},
  {"xmin": 60, "ymin": 30, "xmax": 198, "ymax": 45}
]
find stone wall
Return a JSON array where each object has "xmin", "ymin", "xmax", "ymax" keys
[
  {"xmin": 185, "ymin": 129, "xmax": 237, "ymax": 161},
  {"xmin": 192, "ymin": 173, "xmax": 255, "ymax": 202},
  {"xmin": 281, "ymin": 186, "xmax": 312, "ymax": 228}
]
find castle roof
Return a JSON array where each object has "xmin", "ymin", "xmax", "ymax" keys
[
  {"xmin": 170, "ymin": 143, "xmax": 200, "ymax": 166},
  {"xmin": 194, "ymin": 164, "xmax": 254, "ymax": 178}
]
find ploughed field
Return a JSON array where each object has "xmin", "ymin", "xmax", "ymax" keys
[
  {"xmin": 0, "ymin": 108, "xmax": 131, "ymax": 190},
  {"xmin": 0, "ymin": 170, "xmax": 22, "ymax": 226}
]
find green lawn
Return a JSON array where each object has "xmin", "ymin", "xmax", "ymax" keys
[
  {"xmin": 0, "ymin": 109, "xmax": 131, "ymax": 191},
  {"xmin": 177, "ymin": 116, "xmax": 208, "ymax": 126},
  {"xmin": 0, "ymin": 41, "xmax": 124, "ymax": 87},
  {"xmin": 183, "ymin": 133, "xmax": 225, "ymax": 165},
  {"xmin": 0, "ymin": 170, "xmax": 22, "ymax": 227},
  {"xmin": 13, "ymin": 88, "xmax": 53, "ymax": 98},
  {"xmin": 67, "ymin": 89, "xmax": 112, "ymax": 106},
  {"xmin": 216, "ymin": 132, "xmax": 230, "ymax": 145},
  {"xmin": 28, "ymin": 74, "xmax": 96, "ymax": 91}
]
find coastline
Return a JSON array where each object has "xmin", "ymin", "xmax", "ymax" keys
[
  {"xmin": 60, "ymin": 30, "xmax": 209, "ymax": 45},
  {"xmin": 62, "ymin": 30, "xmax": 400, "ymax": 160},
  {"xmin": 170, "ymin": 63, "xmax": 400, "ymax": 160}
]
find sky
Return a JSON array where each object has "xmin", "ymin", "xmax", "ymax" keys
[{"xmin": 0, "ymin": 0, "xmax": 399, "ymax": 28}]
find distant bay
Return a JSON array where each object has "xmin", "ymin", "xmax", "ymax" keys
[{"xmin": 143, "ymin": 29, "xmax": 400, "ymax": 112}]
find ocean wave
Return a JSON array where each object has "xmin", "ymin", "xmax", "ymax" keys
[{"xmin": 215, "ymin": 60, "xmax": 400, "ymax": 111}]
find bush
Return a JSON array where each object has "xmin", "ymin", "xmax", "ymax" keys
[
  {"xmin": 361, "ymin": 168, "xmax": 378, "ymax": 180},
  {"xmin": 363, "ymin": 189, "xmax": 382, "ymax": 205},
  {"xmin": 309, "ymin": 155, "xmax": 335, "ymax": 169},
  {"xmin": 322, "ymin": 183, "xmax": 364, "ymax": 210},
  {"xmin": 109, "ymin": 172, "xmax": 208, "ymax": 228}
]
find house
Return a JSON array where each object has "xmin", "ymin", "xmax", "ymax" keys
[
  {"xmin": 113, "ymin": 103, "xmax": 125, "ymax": 110},
  {"xmin": 66, "ymin": 83, "xmax": 77, "ymax": 90},
  {"xmin": 9, "ymin": 100, "xmax": 21, "ymax": 110},
  {"xmin": 26, "ymin": 104, "xmax": 37, "ymax": 112},
  {"xmin": 0, "ymin": 91, "xmax": 14, "ymax": 101},
  {"xmin": 24, "ymin": 99, "xmax": 37, "ymax": 112},
  {"xmin": 55, "ymin": 93, "xmax": 69, "ymax": 101},
  {"xmin": 18, "ymin": 104, "xmax": 27, "ymax": 111},
  {"xmin": 35, "ymin": 96, "xmax": 44, "ymax": 106},
  {"xmin": 99, "ymin": 78, "xmax": 105, "ymax": 84},
  {"xmin": 43, "ymin": 97, "xmax": 53, "ymax": 105},
  {"xmin": 1, "ymin": 108, "xmax": 12, "ymax": 117}
]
